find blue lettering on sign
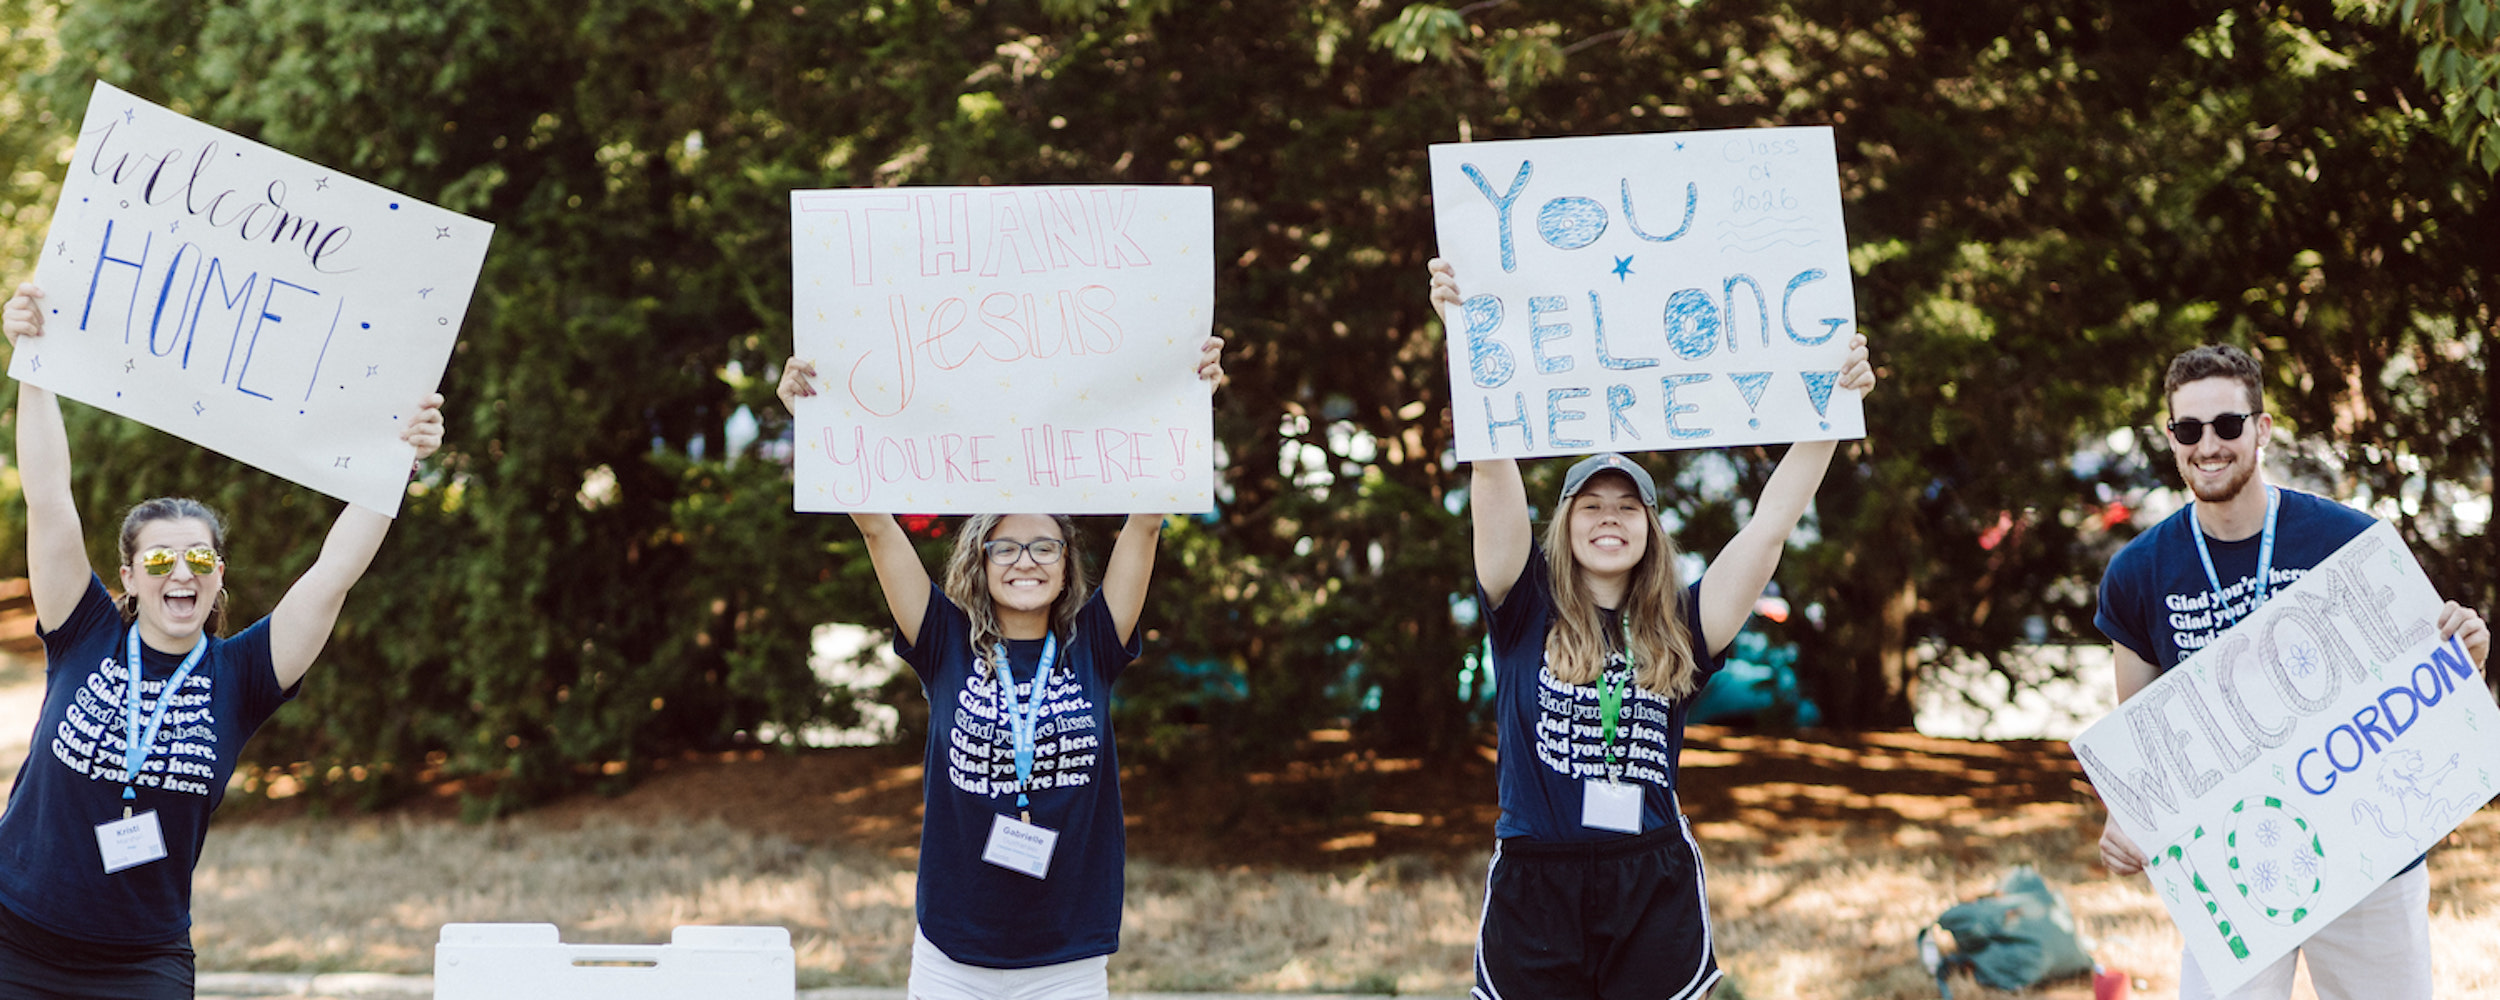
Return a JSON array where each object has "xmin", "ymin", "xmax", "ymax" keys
[
  {"xmin": 1483, "ymin": 391, "xmax": 1533, "ymax": 452},
  {"xmin": 2294, "ymin": 635, "xmax": 2475, "ymax": 795},
  {"xmin": 1461, "ymin": 160, "xmax": 1533, "ymax": 273},
  {"xmin": 1589, "ymin": 290, "xmax": 1655, "ymax": 371},
  {"xmin": 1660, "ymin": 373, "xmax": 1712, "ymax": 440},
  {"xmin": 1622, "ymin": 178, "xmax": 1695, "ymax": 243},
  {"xmin": 1547, "ymin": 388, "xmax": 1592, "ymax": 449},
  {"xmin": 1535, "ymin": 196, "xmax": 1607, "ymax": 250},
  {"xmin": 1462, "ymin": 294, "xmax": 1514, "ymax": 388},
  {"xmin": 1662, "ymin": 289, "xmax": 1719, "ymax": 361},
  {"xmin": 1529, "ymin": 296, "xmax": 1575, "ymax": 374}
]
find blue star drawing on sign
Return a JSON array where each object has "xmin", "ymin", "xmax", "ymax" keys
[
  {"xmin": 54, "ymin": 242, "xmax": 67, "ymax": 255},
  {"xmin": 434, "ymin": 227, "xmax": 451, "ymax": 239},
  {"xmin": 333, "ymin": 457, "xmax": 351, "ymax": 469},
  {"xmin": 1673, "ymin": 140, "xmax": 1685, "ymax": 151},
  {"xmin": 123, "ymin": 358, "xmax": 135, "ymax": 374},
  {"xmin": 168, "ymin": 221, "xmax": 179, "ymax": 233},
  {"xmin": 315, "ymin": 176, "xmax": 330, "ymax": 191},
  {"xmin": 191, "ymin": 401, "xmax": 205, "ymax": 416},
  {"xmin": 366, "ymin": 365, "xmax": 380, "ymax": 377},
  {"xmin": 1611, "ymin": 256, "xmax": 1635, "ymax": 282},
  {"xmin": 122, "ymin": 107, "xmax": 135, "ymax": 122},
  {"xmin": 417, "ymin": 288, "xmax": 433, "ymax": 299},
  {"xmin": 27, "ymin": 355, "xmax": 39, "ymax": 372}
]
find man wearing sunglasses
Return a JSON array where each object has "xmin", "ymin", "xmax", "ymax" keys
[{"xmin": 2090, "ymin": 344, "xmax": 2489, "ymax": 1000}]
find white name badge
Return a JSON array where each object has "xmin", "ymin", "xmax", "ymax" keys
[
  {"xmin": 981, "ymin": 813, "xmax": 1060, "ymax": 879},
  {"xmin": 96, "ymin": 810, "xmax": 169, "ymax": 874},
  {"xmin": 1582, "ymin": 779, "xmax": 1643, "ymax": 834}
]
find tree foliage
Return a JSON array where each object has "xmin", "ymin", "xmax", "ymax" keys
[{"xmin": 0, "ymin": 0, "xmax": 2490, "ymax": 811}]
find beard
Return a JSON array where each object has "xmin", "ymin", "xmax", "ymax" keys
[{"xmin": 2184, "ymin": 454, "xmax": 2257, "ymax": 503}]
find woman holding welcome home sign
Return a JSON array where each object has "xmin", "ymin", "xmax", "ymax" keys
[
  {"xmin": 1429, "ymin": 259, "xmax": 1873, "ymax": 999},
  {"xmin": 776, "ymin": 336, "xmax": 1218, "ymax": 1000},
  {"xmin": 0, "ymin": 283, "xmax": 446, "ymax": 999}
]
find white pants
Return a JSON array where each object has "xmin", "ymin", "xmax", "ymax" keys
[
  {"xmin": 2177, "ymin": 864, "xmax": 2432, "ymax": 1000},
  {"xmin": 908, "ymin": 928, "xmax": 1110, "ymax": 1000}
]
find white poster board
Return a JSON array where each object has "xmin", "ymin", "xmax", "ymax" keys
[
  {"xmin": 2073, "ymin": 521, "xmax": 2500, "ymax": 992},
  {"xmin": 10, "ymin": 81, "xmax": 491, "ymax": 516},
  {"xmin": 786, "ymin": 185, "xmax": 1215, "ymax": 514},
  {"xmin": 1429, "ymin": 127, "xmax": 1862, "ymax": 460}
]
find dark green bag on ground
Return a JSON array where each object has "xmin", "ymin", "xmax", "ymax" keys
[{"xmin": 1916, "ymin": 866, "xmax": 2095, "ymax": 997}]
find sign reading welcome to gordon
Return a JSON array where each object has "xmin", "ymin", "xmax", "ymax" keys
[
  {"xmin": 1428, "ymin": 126, "xmax": 1863, "ymax": 461},
  {"xmin": 787, "ymin": 186, "xmax": 1215, "ymax": 514},
  {"xmin": 2073, "ymin": 521, "xmax": 2500, "ymax": 993},
  {"xmin": 12, "ymin": 81, "xmax": 492, "ymax": 516}
]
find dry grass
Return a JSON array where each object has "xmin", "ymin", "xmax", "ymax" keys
[{"xmin": 190, "ymin": 805, "xmax": 2500, "ymax": 998}]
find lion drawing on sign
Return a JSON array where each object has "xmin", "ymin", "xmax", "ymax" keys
[{"xmin": 2351, "ymin": 749, "xmax": 2462, "ymax": 842}]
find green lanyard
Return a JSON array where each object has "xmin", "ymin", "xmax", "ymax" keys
[{"xmin": 1599, "ymin": 614, "xmax": 1632, "ymax": 768}]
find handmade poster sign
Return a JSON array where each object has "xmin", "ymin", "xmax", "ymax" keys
[
  {"xmin": 787, "ymin": 185, "xmax": 1215, "ymax": 514},
  {"xmin": 11, "ymin": 81, "xmax": 491, "ymax": 516},
  {"xmin": 1429, "ymin": 127, "xmax": 1862, "ymax": 460},
  {"xmin": 2073, "ymin": 520, "xmax": 2500, "ymax": 993}
]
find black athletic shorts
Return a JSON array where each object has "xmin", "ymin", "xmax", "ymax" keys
[
  {"xmin": 0, "ymin": 898, "xmax": 195, "ymax": 1000},
  {"xmin": 1473, "ymin": 821, "xmax": 1720, "ymax": 1000}
]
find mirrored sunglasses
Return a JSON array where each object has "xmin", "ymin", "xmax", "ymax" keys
[
  {"xmin": 2166, "ymin": 411, "xmax": 2259, "ymax": 446},
  {"xmin": 983, "ymin": 538, "xmax": 1067, "ymax": 566},
  {"xmin": 139, "ymin": 544, "xmax": 222, "ymax": 576}
]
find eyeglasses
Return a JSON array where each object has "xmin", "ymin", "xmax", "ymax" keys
[
  {"xmin": 2166, "ymin": 411, "xmax": 2261, "ymax": 446},
  {"xmin": 982, "ymin": 538, "xmax": 1067, "ymax": 566},
  {"xmin": 139, "ymin": 545, "xmax": 222, "ymax": 576}
]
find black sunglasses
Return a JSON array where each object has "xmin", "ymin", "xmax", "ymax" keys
[{"xmin": 2166, "ymin": 411, "xmax": 2260, "ymax": 446}]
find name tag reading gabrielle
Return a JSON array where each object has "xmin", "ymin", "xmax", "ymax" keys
[
  {"xmin": 1583, "ymin": 780, "xmax": 1643, "ymax": 834},
  {"xmin": 982, "ymin": 813, "xmax": 1060, "ymax": 879},
  {"xmin": 96, "ymin": 810, "xmax": 169, "ymax": 874}
]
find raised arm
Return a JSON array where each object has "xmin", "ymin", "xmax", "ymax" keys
[
  {"xmin": 849, "ymin": 512, "xmax": 934, "ymax": 643},
  {"xmin": 1434, "ymin": 260, "xmax": 1533, "ymax": 605},
  {"xmin": 1694, "ymin": 334, "xmax": 1874, "ymax": 654},
  {"xmin": 1100, "ymin": 513, "xmax": 1163, "ymax": 645},
  {"xmin": 1097, "ymin": 334, "xmax": 1225, "ymax": 642},
  {"xmin": 777, "ymin": 355, "xmax": 937, "ymax": 639},
  {"xmin": 267, "ymin": 394, "xmax": 445, "ymax": 687},
  {"xmin": 6, "ymin": 283, "xmax": 91, "ymax": 630}
]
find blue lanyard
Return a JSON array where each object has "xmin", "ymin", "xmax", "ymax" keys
[
  {"xmin": 122, "ymin": 626, "xmax": 209, "ymax": 803},
  {"xmin": 2191, "ymin": 486, "xmax": 2280, "ymax": 619},
  {"xmin": 991, "ymin": 632, "xmax": 1059, "ymax": 813}
]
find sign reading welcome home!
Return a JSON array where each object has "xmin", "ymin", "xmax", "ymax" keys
[
  {"xmin": 786, "ymin": 185, "xmax": 1216, "ymax": 514},
  {"xmin": 1429, "ymin": 126, "xmax": 1864, "ymax": 460},
  {"xmin": 13, "ymin": 81, "xmax": 492, "ymax": 516},
  {"xmin": 2072, "ymin": 521, "xmax": 2500, "ymax": 993}
]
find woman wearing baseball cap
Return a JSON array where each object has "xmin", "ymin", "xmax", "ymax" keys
[{"xmin": 1429, "ymin": 259, "xmax": 1873, "ymax": 998}]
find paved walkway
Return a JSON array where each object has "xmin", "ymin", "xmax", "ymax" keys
[{"xmin": 199, "ymin": 971, "xmax": 1447, "ymax": 1000}]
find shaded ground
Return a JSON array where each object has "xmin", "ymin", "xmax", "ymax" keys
[{"xmin": 229, "ymin": 724, "xmax": 2100, "ymax": 874}]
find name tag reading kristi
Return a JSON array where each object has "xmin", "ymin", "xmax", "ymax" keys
[
  {"xmin": 96, "ymin": 810, "xmax": 169, "ymax": 874},
  {"xmin": 982, "ymin": 813, "xmax": 1060, "ymax": 879}
]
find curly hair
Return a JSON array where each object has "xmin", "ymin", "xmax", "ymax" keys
[
  {"xmin": 939, "ymin": 514, "xmax": 1091, "ymax": 656},
  {"xmin": 2164, "ymin": 344, "xmax": 2263, "ymax": 415}
]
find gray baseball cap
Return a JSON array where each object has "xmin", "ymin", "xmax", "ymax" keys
[{"xmin": 1558, "ymin": 453, "xmax": 1657, "ymax": 508}]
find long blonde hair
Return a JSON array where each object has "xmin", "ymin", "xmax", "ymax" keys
[
  {"xmin": 941, "ymin": 514, "xmax": 1091, "ymax": 657},
  {"xmin": 1540, "ymin": 507, "xmax": 1701, "ymax": 699}
]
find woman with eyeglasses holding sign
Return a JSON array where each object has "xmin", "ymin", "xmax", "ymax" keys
[
  {"xmin": 776, "ymin": 336, "xmax": 1218, "ymax": 1000},
  {"xmin": 1429, "ymin": 260, "xmax": 1873, "ymax": 999},
  {"xmin": 0, "ymin": 283, "xmax": 445, "ymax": 1000}
]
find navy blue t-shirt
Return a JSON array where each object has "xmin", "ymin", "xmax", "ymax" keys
[
  {"xmin": 897, "ymin": 584, "xmax": 1137, "ymax": 969},
  {"xmin": 0, "ymin": 575, "xmax": 293, "ymax": 946},
  {"xmin": 2095, "ymin": 488, "xmax": 2374, "ymax": 672},
  {"xmin": 1481, "ymin": 544, "xmax": 1727, "ymax": 842}
]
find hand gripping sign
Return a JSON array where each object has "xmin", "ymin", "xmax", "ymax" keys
[
  {"xmin": 11, "ymin": 81, "xmax": 492, "ymax": 516},
  {"xmin": 2073, "ymin": 521, "xmax": 2500, "ymax": 994},
  {"xmin": 1430, "ymin": 126, "xmax": 1864, "ymax": 459},
  {"xmin": 787, "ymin": 185, "xmax": 1216, "ymax": 514}
]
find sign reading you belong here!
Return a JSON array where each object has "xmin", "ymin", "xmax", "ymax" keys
[
  {"xmin": 1430, "ymin": 127, "xmax": 1864, "ymax": 460},
  {"xmin": 2072, "ymin": 521, "xmax": 2500, "ymax": 994},
  {"xmin": 12, "ymin": 82, "xmax": 491, "ymax": 516},
  {"xmin": 788, "ymin": 186, "xmax": 1216, "ymax": 514}
]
